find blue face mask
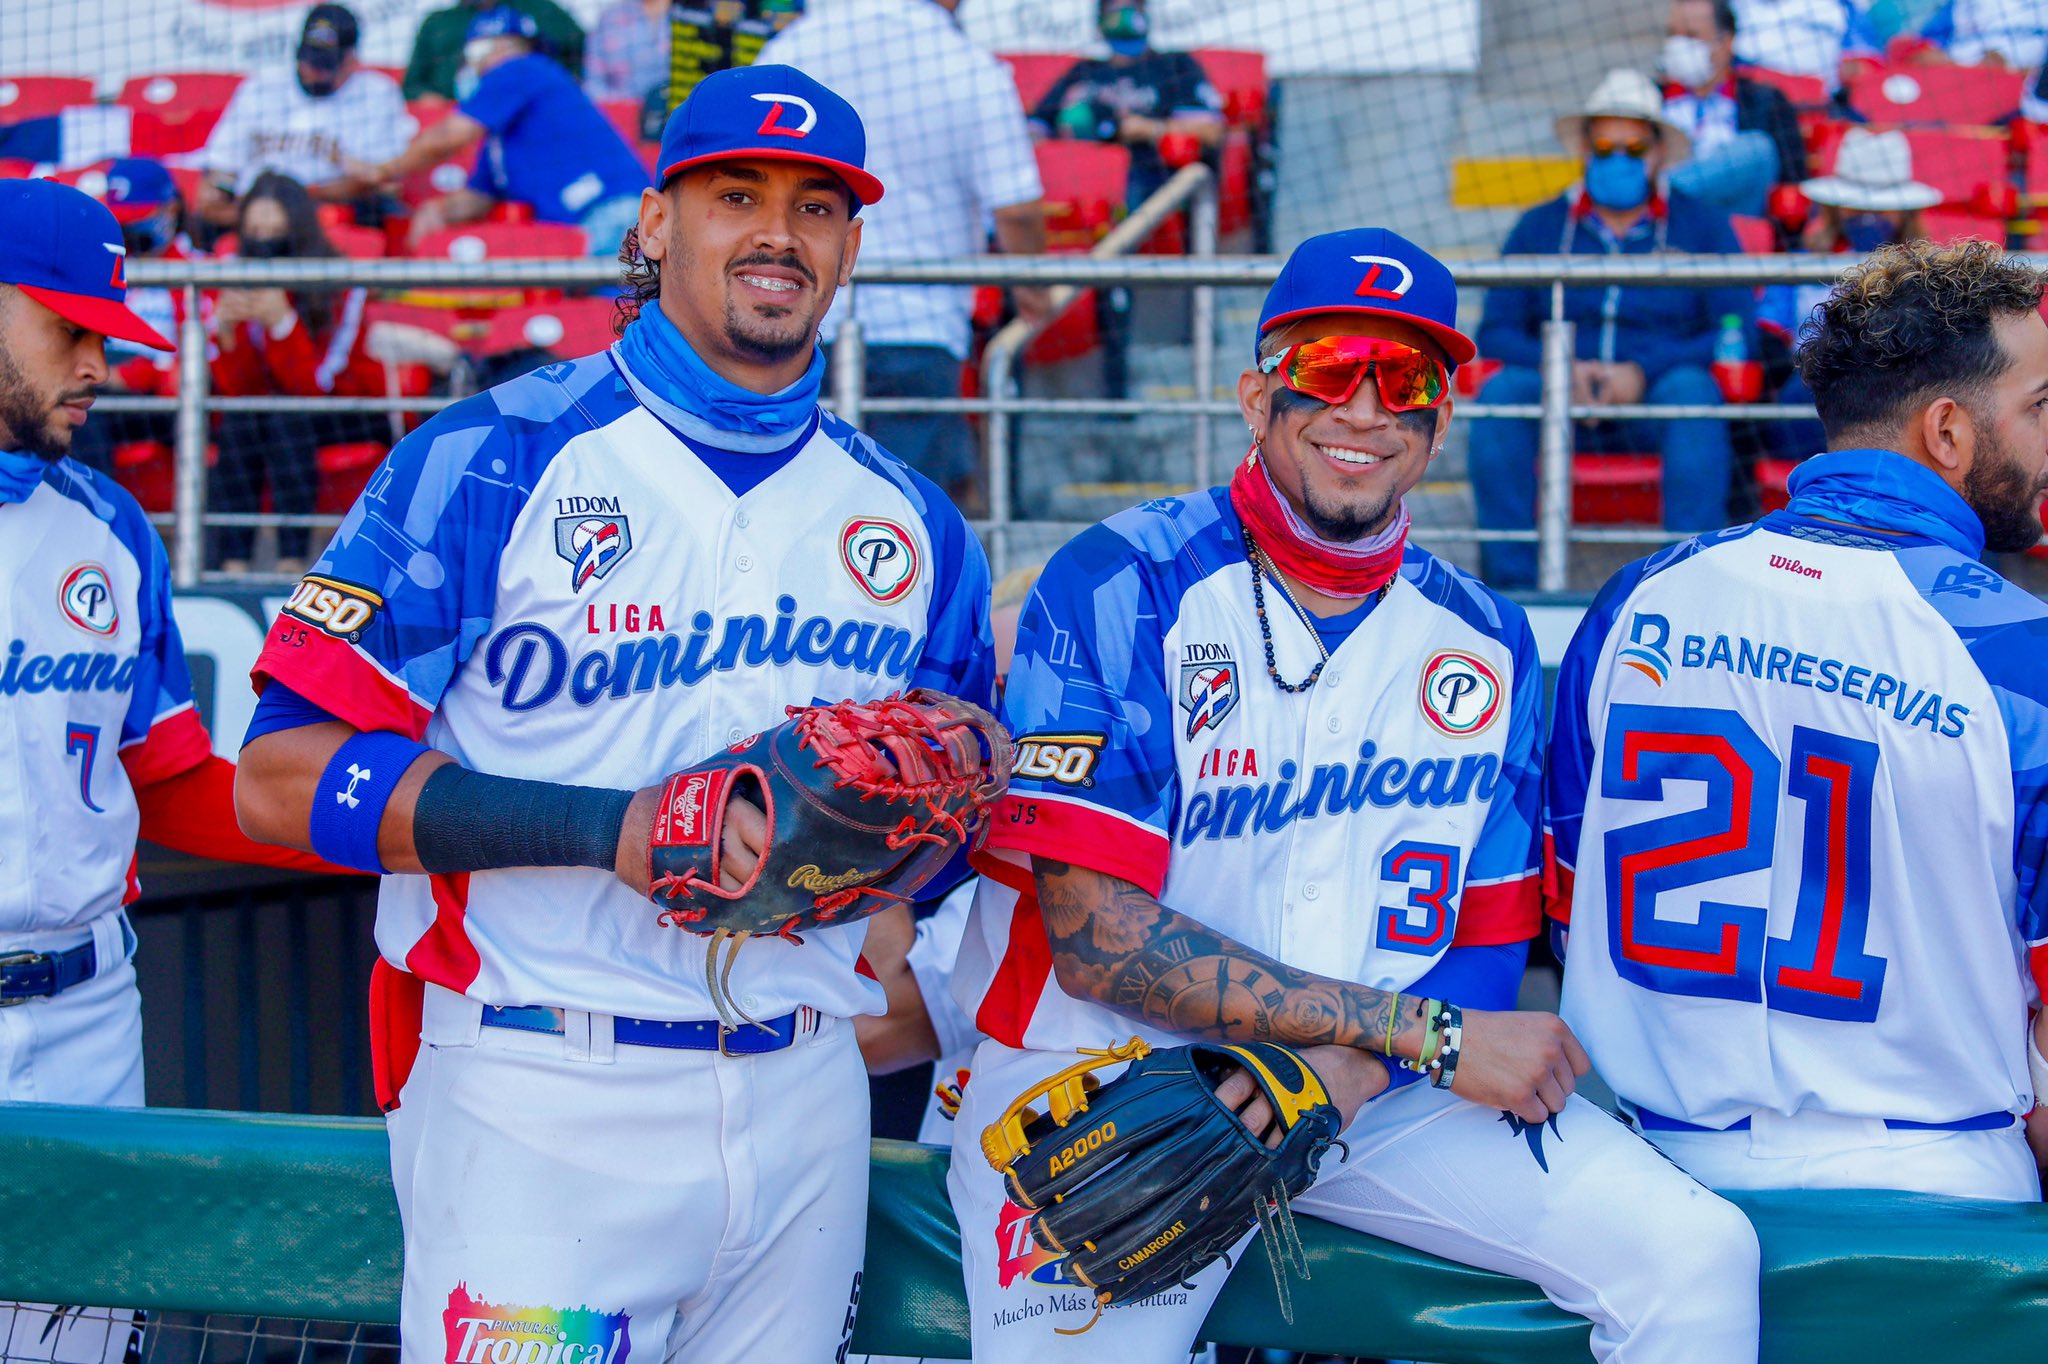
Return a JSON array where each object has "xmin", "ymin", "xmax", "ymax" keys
[
  {"xmin": 0, "ymin": 449, "xmax": 52, "ymax": 505},
  {"xmin": 1584, "ymin": 150, "xmax": 1651, "ymax": 211},
  {"xmin": 1840, "ymin": 214, "xmax": 1896, "ymax": 253},
  {"xmin": 1106, "ymin": 36, "xmax": 1148, "ymax": 56}
]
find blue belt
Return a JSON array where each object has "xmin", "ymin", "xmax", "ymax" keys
[
  {"xmin": 480, "ymin": 1004, "xmax": 806, "ymax": 1056},
  {"xmin": 1633, "ymin": 1106, "xmax": 2016, "ymax": 1134},
  {"xmin": 0, "ymin": 917, "xmax": 131, "ymax": 1006}
]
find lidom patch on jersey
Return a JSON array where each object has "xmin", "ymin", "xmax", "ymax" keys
[
  {"xmin": 840, "ymin": 517, "xmax": 920, "ymax": 604},
  {"xmin": 1015, "ymin": 732, "xmax": 1106, "ymax": 786},
  {"xmin": 57, "ymin": 563, "xmax": 119, "ymax": 636},
  {"xmin": 1418, "ymin": 649, "xmax": 1502, "ymax": 737},
  {"xmin": 1180, "ymin": 644, "xmax": 1239, "ymax": 741},
  {"xmin": 282, "ymin": 575, "xmax": 383, "ymax": 642}
]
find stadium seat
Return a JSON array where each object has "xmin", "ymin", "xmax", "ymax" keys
[
  {"xmin": 47, "ymin": 160, "xmax": 114, "ymax": 199},
  {"xmin": 1738, "ymin": 65, "xmax": 1827, "ymax": 109},
  {"xmin": 1810, "ymin": 125, "xmax": 2008, "ymax": 204},
  {"xmin": 1754, "ymin": 456, "xmax": 1799, "ymax": 513},
  {"xmin": 1216, "ymin": 132, "xmax": 1255, "ymax": 236},
  {"xmin": 325, "ymin": 222, "xmax": 387, "ymax": 259},
  {"xmin": 1035, "ymin": 140, "xmax": 1128, "ymax": 249},
  {"xmin": 1191, "ymin": 49, "xmax": 1268, "ymax": 129},
  {"xmin": 1571, "ymin": 453, "xmax": 1662, "ymax": 525},
  {"xmin": 996, "ymin": 53, "xmax": 1078, "ymax": 114},
  {"xmin": 116, "ymin": 72, "xmax": 242, "ymax": 154},
  {"xmin": 476, "ymin": 299, "xmax": 619, "ymax": 360},
  {"xmin": 1845, "ymin": 63, "xmax": 2027, "ymax": 126},
  {"xmin": 414, "ymin": 221, "xmax": 589, "ymax": 261},
  {"xmin": 1729, "ymin": 214, "xmax": 1777, "ymax": 254},
  {"xmin": 0, "ymin": 76, "xmax": 96, "ymax": 121},
  {"xmin": 314, "ymin": 442, "xmax": 388, "ymax": 515},
  {"xmin": 1921, "ymin": 206, "xmax": 2007, "ymax": 245},
  {"xmin": 396, "ymin": 102, "xmax": 481, "ymax": 208},
  {"xmin": 0, "ymin": 159, "xmax": 34, "ymax": 180},
  {"xmin": 112, "ymin": 441, "xmax": 176, "ymax": 515}
]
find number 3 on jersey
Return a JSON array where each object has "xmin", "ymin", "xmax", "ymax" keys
[
  {"xmin": 1599, "ymin": 704, "xmax": 1887, "ymax": 1021},
  {"xmin": 1377, "ymin": 841, "xmax": 1462, "ymax": 955}
]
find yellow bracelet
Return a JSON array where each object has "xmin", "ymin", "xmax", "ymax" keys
[{"xmin": 1383, "ymin": 991, "xmax": 1402, "ymax": 1057}]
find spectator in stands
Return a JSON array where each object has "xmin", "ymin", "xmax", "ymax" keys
[
  {"xmin": 1925, "ymin": 0, "xmax": 2047, "ymax": 71},
  {"xmin": 209, "ymin": 174, "xmax": 386, "ymax": 575},
  {"xmin": 404, "ymin": 0, "xmax": 585, "ymax": 101},
  {"xmin": 365, "ymin": 7, "xmax": 650, "ymax": 255},
  {"xmin": 1758, "ymin": 127, "xmax": 1941, "ymax": 461},
  {"xmin": 196, "ymin": 5, "xmax": 413, "ymax": 232},
  {"xmin": 1663, "ymin": 0, "xmax": 1807, "ymax": 214},
  {"xmin": 759, "ymin": 1, "xmax": 1048, "ymax": 505},
  {"xmin": 1468, "ymin": 69, "xmax": 1752, "ymax": 589},
  {"xmin": 1730, "ymin": 0, "xmax": 1851, "ymax": 88},
  {"xmin": 585, "ymin": 0, "xmax": 671, "ymax": 104},
  {"xmin": 71, "ymin": 159, "xmax": 199, "ymax": 477}
]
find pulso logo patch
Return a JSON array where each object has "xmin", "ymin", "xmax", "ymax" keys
[
  {"xmin": 58, "ymin": 564, "xmax": 118, "ymax": 636},
  {"xmin": 1417, "ymin": 650, "xmax": 1502, "ymax": 737},
  {"xmin": 1014, "ymin": 732, "xmax": 1105, "ymax": 787},
  {"xmin": 282, "ymin": 575, "xmax": 382, "ymax": 641},
  {"xmin": 840, "ymin": 518, "xmax": 920, "ymax": 604}
]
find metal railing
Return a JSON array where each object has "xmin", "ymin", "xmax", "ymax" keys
[{"xmin": 125, "ymin": 248, "xmax": 2038, "ymax": 590}]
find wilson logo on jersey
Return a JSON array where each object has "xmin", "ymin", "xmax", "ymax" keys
[
  {"xmin": 1181, "ymin": 644, "xmax": 1238, "ymax": 740},
  {"xmin": 840, "ymin": 518, "xmax": 920, "ymax": 604},
  {"xmin": 282, "ymin": 575, "xmax": 382, "ymax": 642},
  {"xmin": 57, "ymin": 563, "xmax": 118, "ymax": 636},
  {"xmin": 555, "ymin": 515, "xmax": 633, "ymax": 592},
  {"xmin": 1617, "ymin": 612, "xmax": 1672, "ymax": 686},
  {"xmin": 1418, "ymin": 650, "xmax": 1502, "ymax": 737},
  {"xmin": 1014, "ymin": 732, "xmax": 1105, "ymax": 786}
]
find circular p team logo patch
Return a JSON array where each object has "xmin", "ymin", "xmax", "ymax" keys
[
  {"xmin": 58, "ymin": 563, "xmax": 118, "ymax": 636},
  {"xmin": 840, "ymin": 518, "xmax": 920, "ymax": 605},
  {"xmin": 1418, "ymin": 650, "xmax": 1502, "ymax": 738}
]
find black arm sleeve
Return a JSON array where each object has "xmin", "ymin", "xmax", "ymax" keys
[{"xmin": 411, "ymin": 763, "xmax": 635, "ymax": 875}]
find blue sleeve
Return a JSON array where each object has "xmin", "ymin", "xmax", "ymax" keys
[
  {"xmin": 907, "ymin": 481, "xmax": 996, "ymax": 710},
  {"xmin": 119, "ymin": 496, "xmax": 198, "ymax": 752},
  {"xmin": 1458, "ymin": 608, "xmax": 1544, "ymax": 944},
  {"xmin": 1475, "ymin": 205, "xmax": 1554, "ymax": 371},
  {"xmin": 242, "ymin": 680, "xmax": 345, "ymax": 746},
  {"xmin": 458, "ymin": 59, "xmax": 542, "ymax": 136},
  {"xmin": 1376, "ymin": 941, "xmax": 1533, "ymax": 1093},
  {"xmin": 1632, "ymin": 211, "xmax": 1753, "ymax": 383}
]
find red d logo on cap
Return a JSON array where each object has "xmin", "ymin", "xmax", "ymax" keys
[
  {"xmin": 751, "ymin": 92, "xmax": 818, "ymax": 139},
  {"xmin": 1352, "ymin": 254, "xmax": 1415, "ymax": 300}
]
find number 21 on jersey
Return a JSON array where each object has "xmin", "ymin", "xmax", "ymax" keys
[{"xmin": 1598, "ymin": 703, "xmax": 1889, "ymax": 1021}]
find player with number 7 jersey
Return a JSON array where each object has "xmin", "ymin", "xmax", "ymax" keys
[{"xmin": 1545, "ymin": 242, "xmax": 2048, "ymax": 1201}]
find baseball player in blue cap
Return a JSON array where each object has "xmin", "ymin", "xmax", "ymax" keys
[
  {"xmin": 0, "ymin": 178, "xmax": 347, "ymax": 1363},
  {"xmin": 235, "ymin": 63, "xmax": 992, "ymax": 1362},
  {"xmin": 946, "ymin": 227, "xmax": 1762, "ymax": 1361}
]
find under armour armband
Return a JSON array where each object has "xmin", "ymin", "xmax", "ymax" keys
[{"xmin": 308, "ymin": 731, "xmax": 431, "ymax": 874}]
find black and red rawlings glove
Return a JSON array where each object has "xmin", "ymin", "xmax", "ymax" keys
[{"xmin": 646, "ymin": 690, "xmax": 1010, "ymax": 1017}]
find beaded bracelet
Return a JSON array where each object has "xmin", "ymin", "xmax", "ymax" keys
[
  {"xmin": 1427, "ymin": 1003, "xmax": 1464, "ymax": 1090},
  {"xmin": 1400, "ymin": 997, "xmax": 1447, "ymax": 1072}
]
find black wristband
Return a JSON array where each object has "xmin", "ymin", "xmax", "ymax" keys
[{"xmin": 411, "ymin": 764, "xmax": 635, "ymax": 875}]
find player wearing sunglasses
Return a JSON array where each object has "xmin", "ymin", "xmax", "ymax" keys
[{"xmin": 945, "ymin": 226, "xmax": 1762, "ymax": 1363}]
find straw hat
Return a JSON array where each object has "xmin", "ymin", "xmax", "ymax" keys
[
  {"xmin": 1800, "ymin": 128, "xmax": 1942, "ymax": 211},
  {"xmin": 1555, "ymin": 68, "xmax": 1692, "ymax": 164}
]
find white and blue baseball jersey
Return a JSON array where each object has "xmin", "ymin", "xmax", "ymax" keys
[
  {"xmin": 252, "ymin": 351, "xmax": 993, "ymax": 1022},
  {"xmin": 0, "ymin": 461, "xmax": 208, "ymax": 935},
  {"xmin": 953, "ymin": 488, "xmax": 1543, "ymax": 1051},
  {"xmin": 1547, "ymin": 450, "xmax": 2048, "ymax": 1131}
]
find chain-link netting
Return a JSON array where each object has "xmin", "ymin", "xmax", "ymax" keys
[
  {"xmin": 0, "ymin": 1307, "xmax": 394, "ymax": 1364},
  {"xmin": 6, "ymin": 0, "xmax": 2045, "ymax": 588}
]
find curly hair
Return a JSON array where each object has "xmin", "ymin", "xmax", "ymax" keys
[
  {"xmin": 1796, "ymin": 239, "xmax": 2045, "ymax": 440},
  {"xmin": 612, "ymin": 224, "xmax": 659, "ymax": 339}
]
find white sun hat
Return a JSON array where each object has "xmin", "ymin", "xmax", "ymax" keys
[
  {"xmin": 1800, "ymin": 128, "xmax": 1943, "ymax": 211},
  {"xmin": 1555, "ymin": 68, "xmax": 1693, "ymax": 164}
]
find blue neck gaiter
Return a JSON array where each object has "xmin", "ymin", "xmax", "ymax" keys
[
  {"xmin": 0, "ymin": 450, "xmax": 50, "ymax": 505},
  {"xmin": 613, "ymin": 300, "xmax": 823, "ymax": 453},
  {"xmin": 1783, "ymin": 448, "xmax": 1985, "ymax": 559}
]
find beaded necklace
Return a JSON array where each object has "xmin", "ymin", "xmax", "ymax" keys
[{"xmin": 1244, "ymin": 529, "xmax": 1389, "ymax": 694}]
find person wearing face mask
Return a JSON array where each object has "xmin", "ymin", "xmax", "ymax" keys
[
  {"xmin": 402, "ymin": 0, "xmax": 586, "ymax": 102},
  {"xmin": 1757, "ymin": 127, "xmax": 1941, "ymax": 462},
  {"xmin": 195, "ymin": 5, "xmax": 413, "ymax": 233},
  {"xmin": 1661, "ymin": 0, "xmax": 1808, "ymax": 216},
  {"xmin": 69, "ymin": 159, "xmax": 205, "ymax": 480},
  {"xmin": 364, "ymin": 6, "xmax": 651, "ymax": 255},
  {"xmin": 1469, "ymin": 69, "xmax": 1753, "ymax": 590},
  {"xmin": 208, "ymin": 174, "xmax": 388, "ymax": 575}
]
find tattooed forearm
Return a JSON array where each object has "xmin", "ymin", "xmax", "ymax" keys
[{"xmin": 1033, "ymin": 857, "xmax": 1429, "ymax": 1058}]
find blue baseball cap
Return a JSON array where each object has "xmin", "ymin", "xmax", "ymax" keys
[
  {"xmin": 0, "ymin": 178, "xmax": 171, "ymax": 351},
  {"xmin": 1257, "ymin": 227, "xmax": 1474, "ymax": 367},
  {"xmin": 655, "ymin": 64, "xmax": 885, "ymax": 208},
  {"xmin": 105, "ymin": 158, "xmax": 179, "ymax": 224},
  {"xmin": 466, "ymin": 6, "xmax": 539, "ymax": 43}
]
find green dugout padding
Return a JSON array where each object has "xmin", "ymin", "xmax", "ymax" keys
[{"xmin": 0, "ymin": 1104, "xmax": 2043, "ymax": 1361}]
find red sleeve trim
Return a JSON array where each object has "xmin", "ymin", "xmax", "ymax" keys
[
  {"xmin": 1456, "ymin": 873, "xmax": 1541, "ymax": 946},
  {"xmin": 966, "ymin": 851, "xmax": 1055, "ymax": 1049},
  {"xmin": 1543, "ymin": 832, "xmax": 1575, "ymax": 926},
  {"xmin": 2028, "ymin": 942, "xmax": 2047, "ymax": 1004},
  {"xmin": 119, "ymin": 704, "xmax": 213, "ymax": 790},
  {"xmin": 983, "ymin": 793, "xmax": 1170, "ymax": 898},
  {"xmin": 253, "ymin": 619, "xmax": 431, "ymax": 741}
]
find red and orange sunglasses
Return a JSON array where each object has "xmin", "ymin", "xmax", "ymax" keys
[{"xmin": 1257, "ymin": 335, "xmax": 1450, "ymax": 413}]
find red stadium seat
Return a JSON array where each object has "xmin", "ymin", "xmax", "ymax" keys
[
  {"xmin": 1035, "ymin": 140, "xmax": 1128, "ymax": 248},
  {"xmin": 1572, "ymin": 454, "xmax": 1662, "ymax": 525},
  {"xmin": 116, "ymin": 72, "xmax": 242, "ymax": 154},
  {"xmin": 1755, "ymin": 457, "xmax": 1799, "ymax": 513},
  {"xmin": 1739, "ymin": 65, "xmax": 1828, "ymax": 109},
  {"xmin": 1921, "ymin": 207, "xmax": 2007, "ymax": 245},
  {"xmin": 1810, "ymin": 125, "xmax": 2008, "ymax": 204},
  {"xmin": 396, "ymin": 101, "xmax": 481, "ymax": 208},
  {"xmin": 415, "ymin": 221, "xmax": 589, "ymax": 260},
  {"xmin": 1191, "ymin": 49, "xmax": 1267, "ymax": 129},
  {"xmin": 0, "ymin": 76, "xmax": 97, "ymax": 121},
  {"xmin": 47, "ymin": 160, "xmax": 115, "ymax": 199},
  {"xmin": 314, "ymin": 442, "xmax": 389, "ymax": 515},
  {"xmin": 997, "ymin": 53, "xmax": 1079, "ymax": 114},
  {"xmin": 476, "ymin": 299, "xmax": 619, "ymax": 360},
  {"xmin": 113, "ymin": 441, "xmax": 176, "ymax": 514},
  {"xmin": 0, "ymin": 159, "xmax": 35, "ymax": 180},
  {"xmin": 1845, "ymin": 63, "xmax": 2027, "ymax": 126},
  {"xmin": 1216, "ymin": 131, "xmax": 1254, "ymax": 236},
  {"xmin": 1454, "ymin": 357, "xmax": 1504, "ymax": 400},
  {"xmin": 326, "ymin": 222, "xmax": 387, "ymax": 258},
  {"xmin": 1729, "ymin": 214, "xmax": 1777, "ymax": 254}
]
